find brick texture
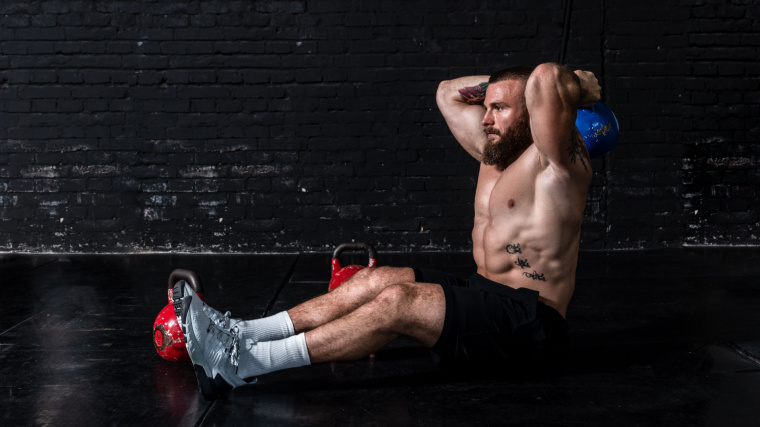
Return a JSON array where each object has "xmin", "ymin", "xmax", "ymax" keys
[{"xmin": 0, "ymin": 0, "xmax": 757, "ymax": 253}]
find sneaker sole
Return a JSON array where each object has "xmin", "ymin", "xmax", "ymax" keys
[
  {"xmin": 175, "ymin": 279, "xmax": 256, "ymax": 399},
  {"xmin": 172, "ymin": 279, "xmax": 187, "ymax": 321},
  {"xmin": 194, "ymin": 365, "xmax": 234, "ymax": 400},
  {"xmin": 182, "ymin": 293, "xmax": 246, "ymax": 400},
  {"xmin": 182, "ymin": 295, "xmax": 227, "ymax": 400}
]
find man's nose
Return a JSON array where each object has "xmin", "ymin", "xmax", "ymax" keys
[{"xmin": 481, "ymin": 109, "xmax": 493, "ymax": 126}]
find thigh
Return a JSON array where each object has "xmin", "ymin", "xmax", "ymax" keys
[{"xmin": 383, "ymin": 281, "xmax": 447, "ymax": 347}]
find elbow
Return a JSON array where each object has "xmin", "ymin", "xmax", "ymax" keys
[
  {"xmin": 532, "ymin": 63, "xmax": 582, "ymax": 85},
  {"xmin": 437, "ymin": 80, "xmax": 451, "ymax": 97},
  {"xmin": 532, "ymin": 63, "xmax": 564, "ymax": 78},
  {"xmin": 436, "ymin": 80, "xmax": 452, "ymax": 108},
  {"xmin": 527, "ymin": 64, "xmax": 565, "ymax": 93}
]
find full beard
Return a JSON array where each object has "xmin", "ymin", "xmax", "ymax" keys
[{"xmin": 482, "ymin": 115, "xmax": 534, "ymax": 171}]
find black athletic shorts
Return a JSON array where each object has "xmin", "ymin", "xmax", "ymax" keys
[{"xmin": 413, "ymin": 267, "xmax": 569, "ymax": 367}]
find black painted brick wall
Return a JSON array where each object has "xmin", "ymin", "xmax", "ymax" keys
[{"xmin": 0, "ymin": 0, "xmax": 757, "ymax": 253}]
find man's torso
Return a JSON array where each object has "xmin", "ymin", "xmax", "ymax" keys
[{"xmin": 471, "ymin": 143, "xmax": 591, "ymax": 317}]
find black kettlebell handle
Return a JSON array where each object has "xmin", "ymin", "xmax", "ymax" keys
[
  {"xmin": 332, "ymin": 242, "xmax": 377, "ymax": 261},
  {"xmin": 168, "ymin": 269, "xmax": 204, "ymax": 295}
]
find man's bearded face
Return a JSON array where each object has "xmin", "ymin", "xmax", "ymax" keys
[{"xmin": 482, "ymin": 113, "xmax": 533, "ymax": 171}]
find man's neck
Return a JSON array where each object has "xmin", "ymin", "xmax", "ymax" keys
[{"xmin": 485, "ymin": 145, "xmax": 531, "ymax": 172}]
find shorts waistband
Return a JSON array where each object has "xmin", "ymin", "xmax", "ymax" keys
[{"xmin": 468, "ymin": 273, "xmax": 540, "ymax": 301}]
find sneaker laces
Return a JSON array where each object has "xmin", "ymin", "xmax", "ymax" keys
[
  {"xmin": 202, "ymin": 304, "xmax": 235, "ymax": 328},
  {"xmin": 219, "ymin": 311, "xmax": 234, "ymax": 329},
  {"xmin": 229, "ymin": 325, "xmax": 240, "ymax": 367},
  {"xmin": 207, "ymin": 323, "xmax": 241, "ymax": 367},
  {"xmin": 209, "ymin": 310, "xmax": 232, "ymax": 329}
]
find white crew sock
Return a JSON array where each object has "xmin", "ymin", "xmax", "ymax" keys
[
  {"xmin": 236, "ymin": 311, "xmax": 295, "ymax": 343},
  {"xmin": 237, "ymin": 333, "xmax": 311, "ymax": 379}
]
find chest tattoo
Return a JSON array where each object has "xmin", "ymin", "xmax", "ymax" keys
[{"xmin": 506, "ymin": 243, "xmax": 522, "ymax": 254}]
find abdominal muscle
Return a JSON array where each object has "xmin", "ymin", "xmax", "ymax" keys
[
  {"xmin": 471, "ymin": 160, "xmax": 582, "ymax": 318},
  {"xmin": 476, "ymin": 223, "xmax": 578, "ymax": 318}
]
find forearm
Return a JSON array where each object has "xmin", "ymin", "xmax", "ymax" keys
[
  {"xmin": 527, "ymin": 63, "xmax": 600, "ymax": 110},
  {"xmin": 574, "ymin": 69, "xmax": 601, "ymax": 107},
  {"xmin": 437, "ymin": 75, "xmax": 490, "ymax": 106},
  {"xmin": 544, "ymin": 63, "xmax": 601, "ymax": 105}
]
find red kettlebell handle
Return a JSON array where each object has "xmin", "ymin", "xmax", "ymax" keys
[
  {"xmin": 167, "ymin": 269, "xmax": 205, "ymax": 303},
  {"xmin": 331, "ymin": 242, "xmax": 377, "ymax": 271}
]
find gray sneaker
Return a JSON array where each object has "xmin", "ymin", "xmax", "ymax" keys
[
  {"xmin": 172, "ymin": 279, "xmax": 241, "ymax": 329},
  {"xmin": 178, "ymin": 283, "xmax": 255, "ymax": 400}
]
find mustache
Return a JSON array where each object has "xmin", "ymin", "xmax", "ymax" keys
[{"xmin": 483, "ymin": 127, "xmax": 500, "ymax": 136}]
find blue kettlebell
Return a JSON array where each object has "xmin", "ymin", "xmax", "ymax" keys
[{"xmin": 576, "ymin": 102, "xmax": 619, "ymax": 158}]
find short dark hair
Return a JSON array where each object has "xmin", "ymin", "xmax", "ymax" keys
[{"xmin": 488, "ymin": 66, "xmax": 535, "ymax": 84}]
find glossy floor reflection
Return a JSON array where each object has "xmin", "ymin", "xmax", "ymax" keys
[{"xmin": 2, "ymin": 249, "xmax": 760, "ymax": 426}]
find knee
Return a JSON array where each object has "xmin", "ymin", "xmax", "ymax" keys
[
  {"xmin": 364, "ymin": 282, "xmax": 445, "ymax": 342},
  {"xmin": 350, "ymin": 265, "xmax": 382, "ymax": 282},
  {"xmin": 353, "ymin": 266, "xmax": 413, "ymax": 291},
  {"xmin": 354, "ymin": 265, "xmax": 398, "ymax": 280},
  {"xmin": 375, "ymin": 282, "xmax": 410, "ymax": 304},
  {"xmin": 371, "ymin": 283, "xmax": 417, "ymax": 326}
]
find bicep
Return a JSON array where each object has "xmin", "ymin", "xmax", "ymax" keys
[{"xmin": 436, "ymin": 88, "xmax": 487, "ymax": 161}]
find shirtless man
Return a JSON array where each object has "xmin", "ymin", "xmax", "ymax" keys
[{"xmin": 176, "ymin": 63, "xmax": 601, "ymax": 400}]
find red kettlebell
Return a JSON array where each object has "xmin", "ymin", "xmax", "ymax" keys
[
  {"xmin": 328, "ymin": 243, "xmax": 377, "ymax": 291},
  {"xmin": 153, "ymin": 269, "xmax": 205, "ymax": 362}
]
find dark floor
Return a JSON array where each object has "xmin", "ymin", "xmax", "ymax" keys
[{"xmin": 2, "ymin": 248, "xmax": 760, "ymax": 426}]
